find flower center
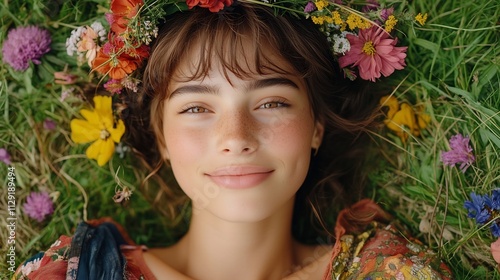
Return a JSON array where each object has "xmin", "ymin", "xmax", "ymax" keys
[
  {"xmin": 100, "ymin": 129, "xmax": 111, "ymax": 140},
  {"xmin": 362, "ymin": 41, "xmax": 376, "ymax": 55}
]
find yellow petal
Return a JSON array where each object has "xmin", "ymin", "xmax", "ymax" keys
[
  {"xmin": 80, "ymin": 109, "xmax": 101, "ymax": 126},
  {"xmin": 70, "ymin": 119, "xmax": 100, "ymax": 143},
  {"xmin": 386, "ymin": 104, "xmax": 418, "ymax": 142},
  {"xmin": 93, "ymin": 95, "xmax": 113, "ymax": 120},
  {"xmin": 380, "ymin": 95, "xmax": 399, "ymax": 120},
  {"xmin": 85, "ymin": 138, "xmax": 115, "ymax": 166},
  {"xmin": 110, "ymin": 119, "xmax": 126, "ymax": 143}
]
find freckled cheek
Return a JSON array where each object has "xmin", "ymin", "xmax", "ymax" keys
[{"xmin": 264, "ymin": 117, "xmax": 315, "ymax": 157}]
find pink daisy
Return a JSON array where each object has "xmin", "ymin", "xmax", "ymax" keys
[{"xmin": 338, "ymin": 26, "xmax": 407, "ymax": 82}]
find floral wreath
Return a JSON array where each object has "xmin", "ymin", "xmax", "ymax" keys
[{"xmin": 60, "ymin": 0, "xmax": 428, "ymax": 167}]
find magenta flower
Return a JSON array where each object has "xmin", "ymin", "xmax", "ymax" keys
[
  {"xmin": 441, "ymin": 133, "xmax": 475, "ymax": 172},
  {"xmin": 303, "ymin": 1, "xmax": 316, "ymax": 13},
  {"xmin": 43, "ymin": 118, "xmax": 57, "ymax": 131},
  {"xmin": 380, "ymin": 7, "xmax": 394, "ymax": 21},
  {"xmin": 2, "ymin": 26, "xmax": 51, "ymax": 71},
  {"xmin": 23, "ymin": 191, "xmax": 54, "ymax": 222},
  {"xmin": 338, "ymin": 26, "xmax": 407, "ymax": 82},
  {"xmin": 0, "ymin": 148, "xmax": 11, "ymax": 165}
]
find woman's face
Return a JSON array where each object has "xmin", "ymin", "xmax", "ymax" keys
[{"xmin": 162, "ymin": 51, "xmax": 324, "ymax": 223}]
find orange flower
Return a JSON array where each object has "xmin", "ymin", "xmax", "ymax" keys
[
  {"xmin": 92, "ymin": 39, "xmax": 149, "ymax": 80},
  {"xmin": 109, "ymin": 0, "xmax": 143, "ymax": 34},
  {"xmin": 186, "ymin": 0, "xmax": 233, "ymax": 12}
]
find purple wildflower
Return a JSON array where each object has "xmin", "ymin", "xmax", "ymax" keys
[
  {"xmin": 43, "ymin": 118, "xmax": 57, "ymax": 131},
  {"xmin": 304, "ymin": 1, "xmax": 316, "ymax": 13},
  {"xmin": 362, "ymin": 0, "xmax": 379, "ymax": 13},
  {"xmin": 23, "ymin": 191, "xmax": 54, "ymax": 222},
  {"xmin": 464, "ymin": 192, "xmax": 490, "ymax": 224},
  {"xmin": 0, "ymin": 148, "xmax": 11, "ymax": 165},
  {"xmin": 440, "ymin": 133, "xmax": 475, "ymax": 172},
  {"xmin": 380, "ymin": 7, "xmax": 394, "ymax": 21},
  {"xmin": 2, "ymin": 26, "xmax": 51, "ymax": 71}
]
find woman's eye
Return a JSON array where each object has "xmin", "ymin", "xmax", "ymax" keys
[
  {"xmin": 181, "ymin": 106, "xmax": 209, "ymax": 113},
  {"xmin": 260, "ymin": 101, "xmax": 288, "ymax": 109}
]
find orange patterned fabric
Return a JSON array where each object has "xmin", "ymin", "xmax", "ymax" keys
[{"xmin": 14, "ymin": 200, "xmax": 452, "ymax": 279}]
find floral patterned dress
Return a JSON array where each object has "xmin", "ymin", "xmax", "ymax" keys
[{"xmin": 13, "ymin": 200, "xmax": 452, "ymax": 280}]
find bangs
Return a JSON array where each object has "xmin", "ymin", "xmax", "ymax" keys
[{"xmin": 144, "ymin": 4, "xmax": 305, "ymax": 100}]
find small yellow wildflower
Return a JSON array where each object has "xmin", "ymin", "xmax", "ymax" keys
[
  {"xmin": 311, "ymin": 16, "xmax": 324, "ymax": 25},
  {"xmin": 384, "ymin": 15, "xmax": 398, "ymax": 32},
  {"xmin": 346, "ymin": 13, "xmax": 371, "ymax": 30},
  {"xmin": 415, "ymin": 13, "xmax": 428, "ymax": 25},
  {"xmin": 331, "ymin": 11, "xmax": 344, "ymax": 26},
  {"xmin": 314, "ymin": 0, "xmax": 328, "ymax": 11},
  {"xmin": 71, "ymin": 95, "xmax": 126, "ymax": 166},
  {"xmin": 379, "ymin": 96, "xmax": 430, "ymax": 143}
]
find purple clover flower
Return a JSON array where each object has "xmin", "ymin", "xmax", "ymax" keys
[
  {"xmin": 464, "ymin": 192, "xmax": 490, "ymax": 224},
  {"xmin": 43, "ymin": 118, "xmax": 57, "ymax": 131},
  {"xmin": 303, "ymin": 1, "xmax": 316, "ymax": 13},
  {"xmin": 0, "ymin": 148, "xmax": 11, "ymax": 164},
  {"xmin": 440, "ymin": 133, "xmax": 475, "ymax": 172},
  {"xmin": 2, "ymin": 26, "xmax": 51, "ymax": 71},
  {"xmin": 362, "ymin": 0, "xmax": 380, "ymax": 13},
  {"xmin": 23, "ymin": 191, "xmax": 54, "ymax": 222},
  {"xmin": 380, "ymin": 7, "xmax": 394, "ymax": 21}
]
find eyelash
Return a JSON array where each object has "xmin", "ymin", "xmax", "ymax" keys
[
  {"xmin": 179, "ymin": 99, "xmax": 289, "ymax": 114},
  {"xmin": 259, "ymin": 99, "xmax": 289, "ymax": 109},
  {"xmin": 179, "ymin": 105, "xmax": 209, "ymax": 114}
]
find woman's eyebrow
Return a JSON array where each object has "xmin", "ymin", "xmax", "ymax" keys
[
  {"xmin": 169, "ymin": 85, "xmax": 219, "ymax": 99},
  {"xmin": 246, "ymin": 77, "xmax": 299, "ymax": 92},
  {"xmin": 168, "ymin": 77, "xmax": 298, "ymax": 99}
]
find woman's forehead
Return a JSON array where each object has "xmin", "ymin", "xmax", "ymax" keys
[{"xmin": 172, "ymin": 38, "xmax": 298, "ymax": 83}]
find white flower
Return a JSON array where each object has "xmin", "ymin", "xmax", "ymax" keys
[
  {"xmin": 332, "ymin": 34, "xmax": 351, "ymax": 54},
  {"xmin": 66, "ymin": 26, "xmax": 85, "ymax": 56},
  {"xmin": 90, "ymin": 21, "xmax": 107, "ymax": 42}
]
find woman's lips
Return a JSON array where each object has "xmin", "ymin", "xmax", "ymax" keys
[{"xmin": 206, "ymin": 166, "xmax": 274, "ymax": 189}]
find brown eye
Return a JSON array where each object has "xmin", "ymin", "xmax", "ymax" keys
[
  {"xmin": 260, "ymin": 101, "xmax": 288, "ymax": 109},
  {"xmin": 183, "ymin": 106, "xmax": 209, "ymax": 113}
]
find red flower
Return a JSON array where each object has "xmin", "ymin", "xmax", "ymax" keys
[
  {"xmin": 92, "ymin": 39, "xmax": 149, "ymax": 80},
  {"xmin": 108, "ymin": 0, "xmax": 143, "ymax": 34},
  {"xmin": 338, "ymin": 26, "xmax": 407, "ymax": 82},
  {"xmin": 186, "ymin": 0, "xmax": 233, "ymax": 12}
]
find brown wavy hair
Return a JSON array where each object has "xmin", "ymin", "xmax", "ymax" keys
[{"xmin": 122, "ymin": 2, "xmax": 383, "ymax": 243}]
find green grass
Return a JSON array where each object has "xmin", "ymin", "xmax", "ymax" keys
[
  {"xmin": 1, "ymin": 0, "xmax": 499, "ymax": 279},
  {"xmin": 366, "ymin": 0, "xmax": 500, "ymax": 278}
]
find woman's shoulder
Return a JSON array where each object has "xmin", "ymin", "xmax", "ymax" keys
[
  {"xmin": 325, "ymin": 199, "xmax": 453, "ymax": 280},
  {"xmin": 12, "ymin": 217, "xmax": 155, "ymax": 280}
]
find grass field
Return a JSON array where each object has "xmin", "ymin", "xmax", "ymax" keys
[{"xmin": 0, "ymin": 0, "xmax": 499, "ymax": 278}]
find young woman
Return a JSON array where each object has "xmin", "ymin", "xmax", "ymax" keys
[{"xmin": 14, "ymin": 2, "xmax": 452, "ymax": 279}]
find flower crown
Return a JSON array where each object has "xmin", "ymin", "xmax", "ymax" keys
[
  {"xmin": 65, "ymin": 0, "xmax": 427, "ymax": 167},
  {"xmin": 66, "ymin": 0, "xmax": 427, "ymax": 94}
]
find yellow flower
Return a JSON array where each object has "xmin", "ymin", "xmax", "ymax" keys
[
  {"xmin": 384, "ymin": 15, "xmax": 398, "ymax": 32},
  {"xmin": 71, "ymin": 95, "xmax": 126, "ymax": 166},
  {"xmin": 346, "ymin": 13, "xmax": 371, "ymax": 30},
  {"xmin": 331, "ymin": 11, "xmax": 343, "ymax": 26},
  {"xmin": 380, "ymin": 96, "xmax": 430, "ymax": 142},
  {"xmin": 314, "ymin": 0, "xmax": 328, "ymax": 11},
  {"xmin": 415, "ymin": 13, "xmax": 428, "ymax": 25}
]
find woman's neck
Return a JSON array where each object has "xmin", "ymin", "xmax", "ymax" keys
[{"xmin": 176, "ymin": 198, "xmax": 297, "ymax": 280}]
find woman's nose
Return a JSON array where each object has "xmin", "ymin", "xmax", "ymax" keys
[{"xmin": 216, "ymin": 110, "xmax": 258, "ymax": 155}]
